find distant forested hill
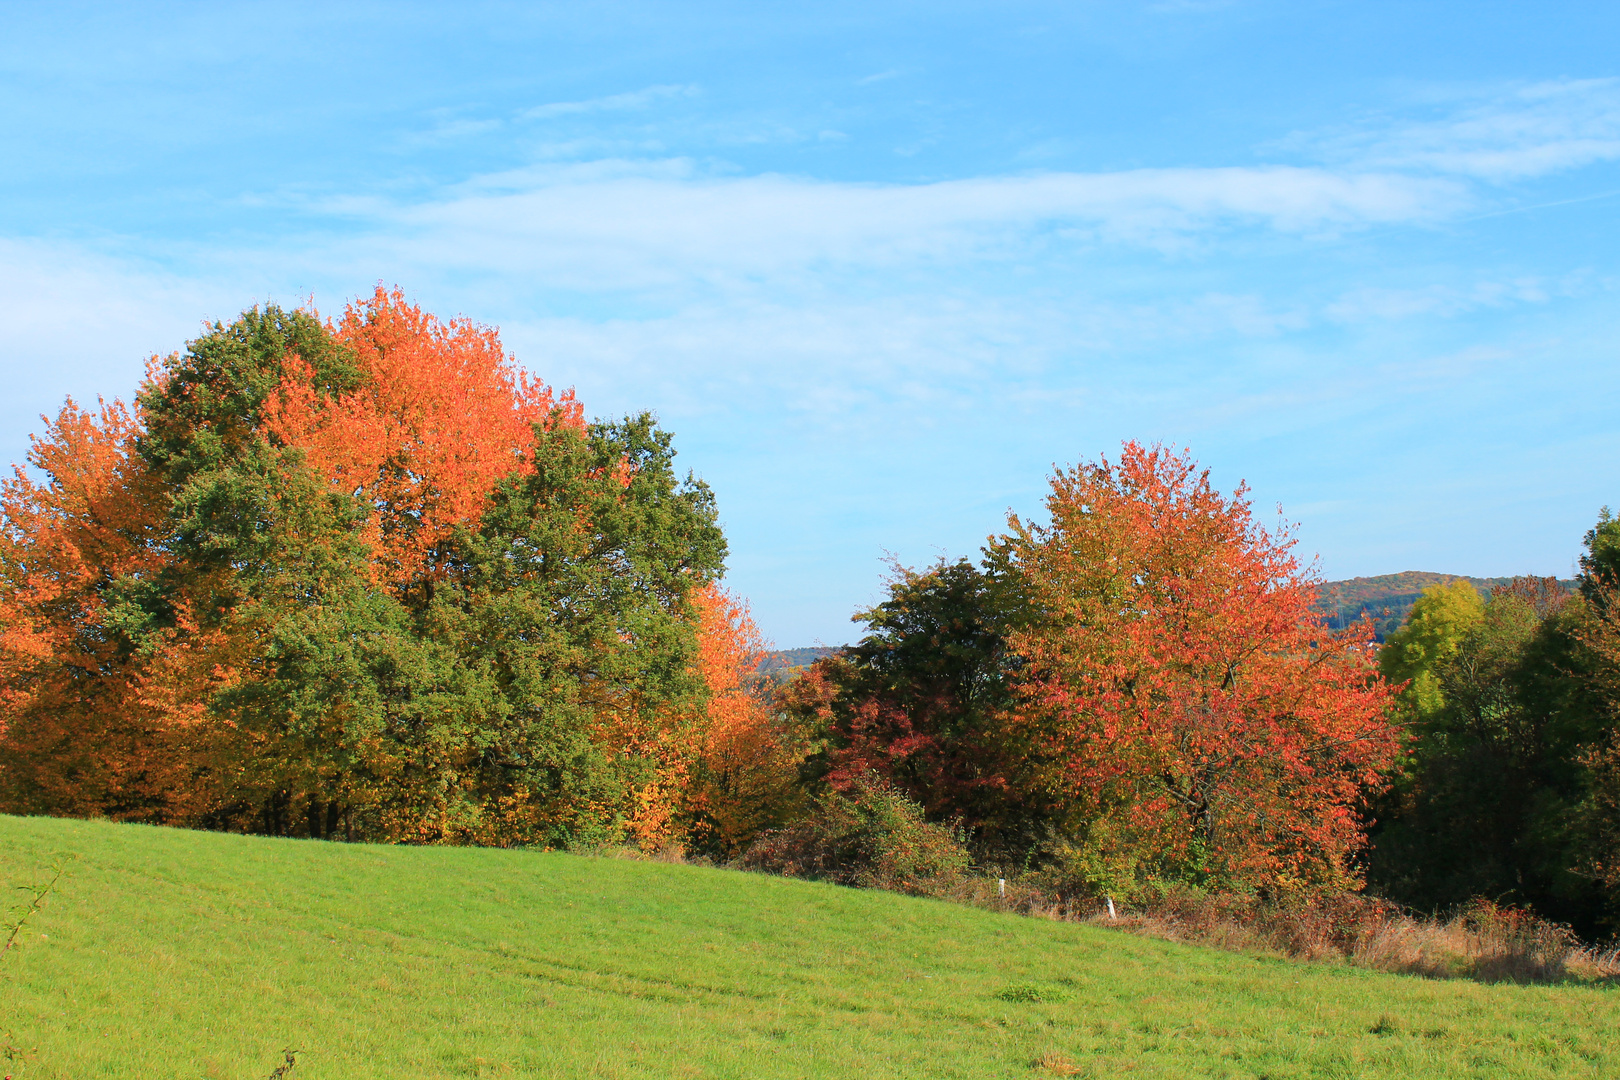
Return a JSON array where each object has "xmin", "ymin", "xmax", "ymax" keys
[
  {"xmin": 760, "ymin": 646, "xmax": 842, "ymax": 675},
  {"xmin": 1314, "ymin": 572, "xmax": 1577, "ymax": 638},
  {"xmin": 765, "ymin": 573, "xmax": 1575, "ymax": 661}
]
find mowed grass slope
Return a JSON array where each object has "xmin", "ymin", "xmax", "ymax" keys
[{"xmin": 0, "ymin": 817, "xmax": 1614, "ymax": 1079}]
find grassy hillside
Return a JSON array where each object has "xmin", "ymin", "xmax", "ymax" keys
[{"xmin": 0, "ymin": 817, "xmax": 1614, "ymax": 1079}]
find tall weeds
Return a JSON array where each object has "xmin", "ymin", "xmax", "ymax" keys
[{"xmin": 972, "ymin": 883, "xmax": 1620, "ymax": 985}]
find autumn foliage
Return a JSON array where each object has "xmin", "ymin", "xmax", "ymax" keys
[
  {"xmin": 787, "ymin": 558, "xmax": 1040, "ymax": 856},
  {"xmin": 785, "ymin": 443, "xmax": 1401, "ymax": 900},
  {"xmin": 4, "ymin": 295, "xmax": 1422, "ymax": 903},
  {"xmin": 997, "ymin": 443, "xmax": 1399, "ymax": 894},
  {"xmin": 0, "ymin": 398, "xmax": 190, "ymax": 819},
  {"xmin": 681, "ymin": 585, "xmax": 805, "ymax": 856},
  {"xmin": 265, "ymin": 287, "xmax": 584, "ymax": 591},
  {"xmin": 0, "ymin": 291, "xmax": 783, "ymax": 850}
]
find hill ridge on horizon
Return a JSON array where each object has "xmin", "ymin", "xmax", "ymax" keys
[
  {"xmin": 1317, "ymin": 569, "xmax": 1577, "ymax": 592},
  {"xmin": 764, "ymin": 571, "xmax": 1581, "ymax": 658},
  {"xmin": 1313, "ymin": 570, "xmax": 1577, "ymax": 636}
]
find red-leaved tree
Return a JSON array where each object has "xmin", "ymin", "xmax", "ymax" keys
[{"xmin": 997, "ymin": 442, "xmax": 1398, "ymax": 895}]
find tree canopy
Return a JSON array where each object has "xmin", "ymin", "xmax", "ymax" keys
[
  {"xmin": 0, "ymin": 290, "xmax": 783, "ymax": 849},
  {"xmin": 794, "ymin": 443, "xmax": 1400, "ymax": 898}
]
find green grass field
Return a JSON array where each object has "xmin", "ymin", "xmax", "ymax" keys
[{"xmin": 0, "ymin": 815, "xmax": 1614, "ymax": 1079}]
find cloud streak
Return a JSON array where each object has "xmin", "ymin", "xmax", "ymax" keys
[
  {"xmin": 519, "ymin": 84, "xmax": 700, "ymax": 121},
  {"xmin": 1308, "ymin": 78, "xmax": 1620, "ymax": 181},
  {"xmin": 323, "ymin": 163, "xmax": 1466, "ymax": 291}
]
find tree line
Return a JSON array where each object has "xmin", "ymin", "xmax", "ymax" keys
[
  {"xmin": 2, "ymin": 292, "xmax": 1615, "ymax": 939},
  {"xmin": 789, "ymin": 499, "xmax": 1619, "ymax": 939}
]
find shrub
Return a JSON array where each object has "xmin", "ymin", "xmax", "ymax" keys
[{"xmin": 737, "ymin": 772, "xmax": 971, "ymax": 896}]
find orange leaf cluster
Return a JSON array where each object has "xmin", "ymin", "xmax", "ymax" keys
[
  {"xmin": 0, "ymin": 399, "xmax": 217, "ymax": 817},
  {"xmin": 264, "ymin": 286, "xmax": 584, "ymax": 591}
]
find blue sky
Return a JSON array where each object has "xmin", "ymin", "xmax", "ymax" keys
[{"xmin": 3, "ymin": 1, "xmax": 1617, "ymax": 645}]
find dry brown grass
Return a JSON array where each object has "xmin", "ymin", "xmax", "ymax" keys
[
  {"xmin": 1032, "ymin": 1050, "xmax": 1083, "ymax": 1075},
  {"xmin": 1352, "ymin": 904, "xmax": 1620, "ymax": 984},
  {"xmin": 1041, "ymin": 888, "xmax": 1617, "ymax": 984},
  {"xmin": 921, "ymin": 874, "xmax": 1620, "ymax": 985}
]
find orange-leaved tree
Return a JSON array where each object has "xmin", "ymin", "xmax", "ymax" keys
[
  {"xmin": 680, "ymin": 584, "xmax": 806, "ymax": 856},
  {"xmin": 0, "ymin": 398, "xmax": 232, "ymax": 820},
  {"xmin": 995, "ymin": 442, "xmax": 1398, "ymax": 896},
  {"xmin": 200, "ymin": 298, "xmax": 724, "ymax": 845}
]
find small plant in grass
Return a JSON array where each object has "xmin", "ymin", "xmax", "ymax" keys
[
  {"xmin": 2, "ymin": 853, "xmax": 74, "ymax": 956},
  {"xmin": 1454, "ymin": 899, "xmax": 1582, "ymax": 983},
  {"xmin": 997, "ymin": 983, "xmax": 1073, "ymax": 1004},
  {"xmin": 0, "ymin": 1025, "xmax": 27, "ymax": 1075},
  {"xmin": 2, "ymin": 853, "xmax": 75, "ymax": 1077},
  {"xmin": 265, "ymin": 1047, "xmax": 301, "ymax": 1077}
]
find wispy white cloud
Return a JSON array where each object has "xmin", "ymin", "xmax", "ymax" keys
[
  {"xmin": 1304, "ymin": 78, "xmax": 1620, "ymax": 181},
  {"xmin": 1327, "ymin": 280, "xmax": 1549, "ymax": 322},
  {"xmin": 0, "ymin": 159, "xmax": 1462, "ymax": 411},
  {"xmin": 498, "ymin": 289, "xmax": 1317, "ymax": 420},
  {"xmin": 318, "ymin": 163, "xmax": 1464, "ymax": 292},
  {"xmin": 1323, "ymin": 270, "xmax": 1619, "ymax": 324},
  {"xmin": 519, "ymin": 84, "xmax": 699, "ymax": 121},
  {"xmin": 0, "ymin": 239, "xmax": 231, "ymax": 373},
  {"xmin": 0, "ymin": 238, "xmax": 239, "ymax": 469},
  {"xmin": 0, "ymin": 230, "xmax": 1393, "ymax": 455}
]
